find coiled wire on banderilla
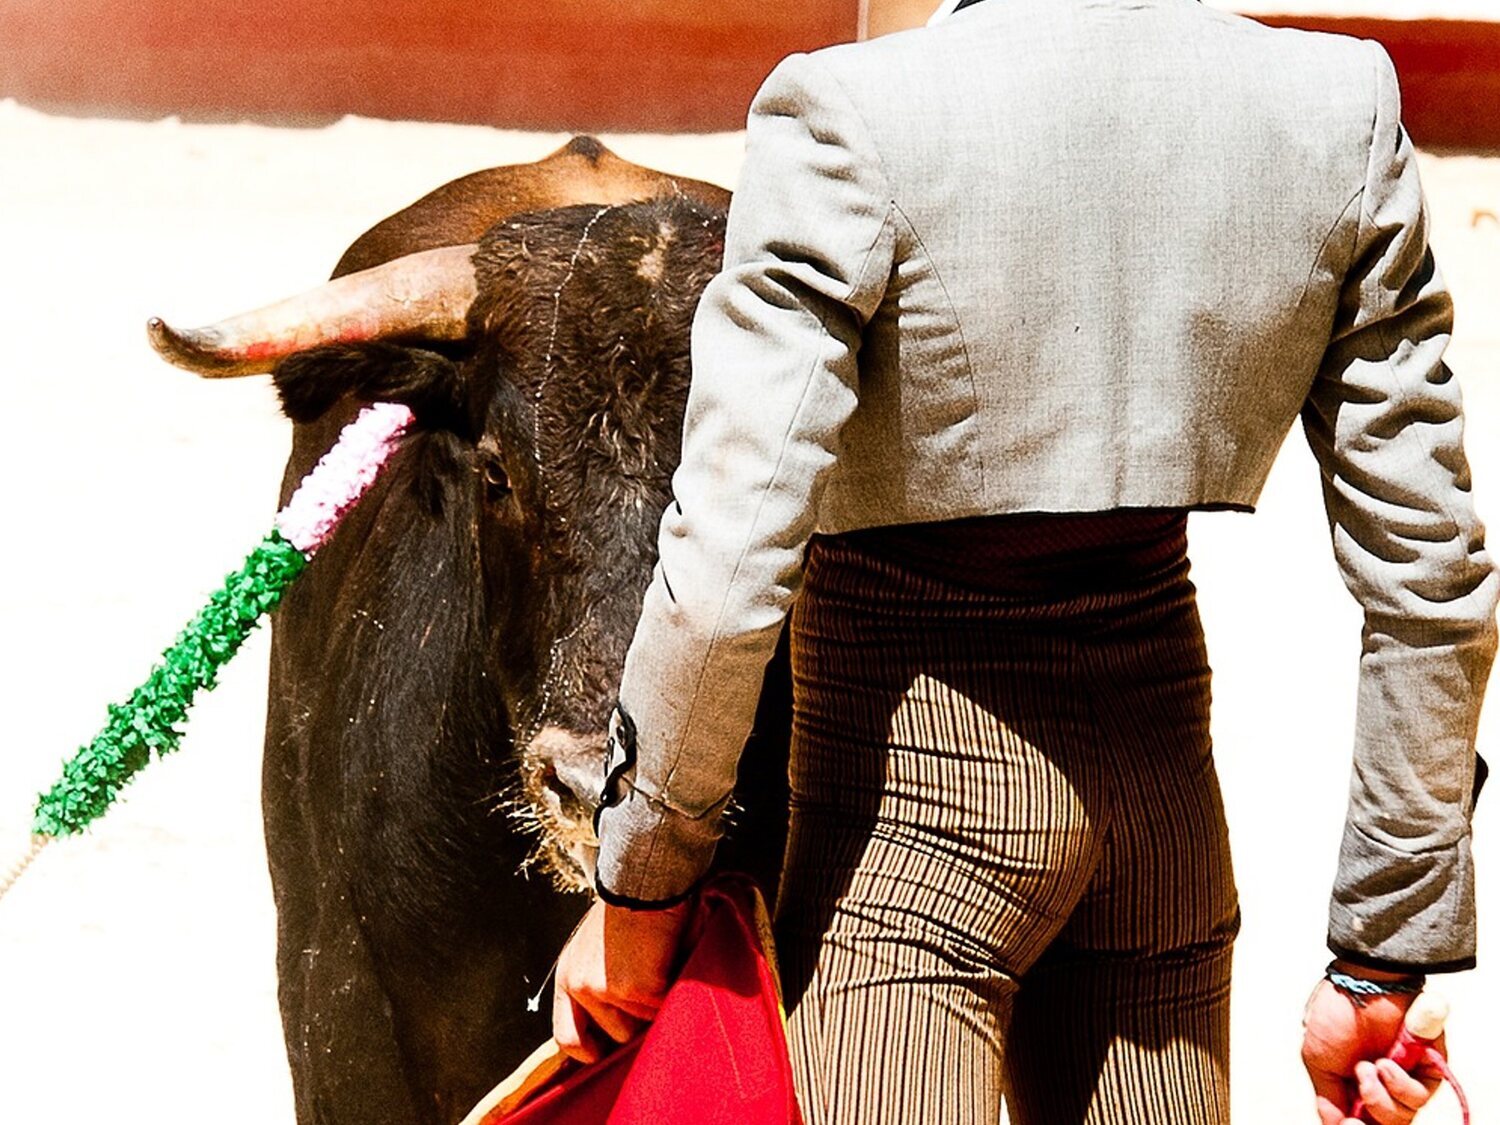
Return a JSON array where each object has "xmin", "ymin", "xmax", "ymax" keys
[{"xmin": 0, "ymin": 835, "xmax": 51, "ymax": 904}]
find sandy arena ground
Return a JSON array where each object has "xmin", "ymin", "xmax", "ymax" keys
[{"xmin": 0, "ymin": 99, "xmax": 1495, "ymax": 1123}]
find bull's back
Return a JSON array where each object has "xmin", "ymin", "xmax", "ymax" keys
[{"xmin": 333, "ymin": 135, "xmax": 731, "ymax": 277}]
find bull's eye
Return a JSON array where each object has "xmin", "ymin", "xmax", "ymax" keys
[{"xmin": 482, "ymin": 461, "xmax": 512, "ymax": 499}]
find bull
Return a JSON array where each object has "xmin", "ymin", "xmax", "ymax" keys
[{"xmin": 149, "ymin": 137, "xmax": 791, "ymax": 1125}]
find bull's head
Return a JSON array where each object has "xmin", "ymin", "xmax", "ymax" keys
[{"xmin": 149, "ymin": 139, "xmax": 728, "ymax": 888}]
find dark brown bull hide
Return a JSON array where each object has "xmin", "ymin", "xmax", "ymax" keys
[{"xmin": 152, "ymin": 139, "xmax": 791, "ymax": 1125}]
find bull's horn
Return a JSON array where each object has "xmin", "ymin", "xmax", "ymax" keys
[{"xmin": 147, "ymin": 243, "xmax": 480, "ymax": 377}]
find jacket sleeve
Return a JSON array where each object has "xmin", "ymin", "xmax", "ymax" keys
[
  {"xmin": 593, "ymin": 52, "xmax": 897, "ymax": 905},
  {"xmin": 1301, "ymin": 42, "xmax": 1498, "ymax": 971}
]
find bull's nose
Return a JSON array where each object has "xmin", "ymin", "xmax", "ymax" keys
[{"xmin": 525, "ymin": 725, "xmax": 607, "ymax": 810}]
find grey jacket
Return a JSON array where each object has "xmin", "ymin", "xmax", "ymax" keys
[{"xmin": 594, "ymin": 0, "xmax": 1497, "ymax": 969}]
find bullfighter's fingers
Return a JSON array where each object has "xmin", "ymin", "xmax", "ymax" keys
[
  {"xmin": 1374, "ymin": 1059, "xmax": 1435, "ymax": 1111},
  {"xmin": 1307, "ymin": 1065, "xmax": 1353, "ymax": 1125},
  {"xmin": 1313, "ymin": 1091, "xmax": 1351, "ymax": 1125},
  {"xmin": 600, "ymin": 989, "xmax": 665, "ymax": 1021},
  {"xmin": 570, "ymin": 987, "xmax": 645, "ymax": 1045},
  {"xmin": 1353, "ymin": 1060, "xmax": 1418, "ymax": 1125},
  {"xmin": 553, "ymin": 990, "xmax": 603, "ymax": 1065}
]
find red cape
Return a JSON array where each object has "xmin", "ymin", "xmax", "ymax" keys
[{"xmin": 469, "ymin": 875, "xmax": 802, "ymax": 1124}]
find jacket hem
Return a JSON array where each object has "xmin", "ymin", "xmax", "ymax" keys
[{"xmin": 1326, "ymin": 940, "xmax": 1476, "ymax": 975}]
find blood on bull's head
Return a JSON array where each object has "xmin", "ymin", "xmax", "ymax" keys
[{"xmin": 149, "ymin": 191, "xmax": 726, "ymax": 889}]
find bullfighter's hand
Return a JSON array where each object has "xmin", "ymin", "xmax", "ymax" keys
[
  {"xmin": 1301, "ymin": 962, "xmax": 1445, "ymax": 1125},
  {"xmin": 553, "ymin": 896, "xmax": 692, "ymax": 1064}
]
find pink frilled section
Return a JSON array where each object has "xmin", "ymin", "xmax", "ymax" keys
[{"xmin": 274, "ymin": 403, "xmax": 415, "ymax": 556}]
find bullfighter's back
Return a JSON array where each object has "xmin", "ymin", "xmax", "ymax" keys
[{"xmin": 794, "ymin": 0, "xmax": 1388, "ymax": 525}]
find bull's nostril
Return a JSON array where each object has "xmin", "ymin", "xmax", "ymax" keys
[
  {"xmin": 541, "ymin": 764, "xmax": 570, "ymax": 802},
  {"xmin": 526, "ymin": 727, "xmax": 606, "ymax": 825}
]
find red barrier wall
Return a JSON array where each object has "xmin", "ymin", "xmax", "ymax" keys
[
  {"xmin": 1253, "ymin": 16, "xmax": 1500, "ymax": 149},
  {"xmin": 1, "ymin": 3, "xmax": 1495, "ymax": 146},
  {"xmin": 0, "ymin": 0, "xmax": 857, "ymax": 132}
]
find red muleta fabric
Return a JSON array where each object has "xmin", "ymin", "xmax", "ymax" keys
[{"xmin": 485, "ymin": 875, "xmax": 802, "ymax": 1124}]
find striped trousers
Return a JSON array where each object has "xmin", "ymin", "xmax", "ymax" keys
[{"xmin": 774, "ymin": 519, "xmax": 1240, "ymax": 1124}]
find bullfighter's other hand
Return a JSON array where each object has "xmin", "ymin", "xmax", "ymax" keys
[
  {"xmin": 1302, "ymin": 961, "xmax": 1446, "ymax": 1125},
  {"xmin": 553, "ymin": 895, "xmax": 692, "ymax": 1064}
]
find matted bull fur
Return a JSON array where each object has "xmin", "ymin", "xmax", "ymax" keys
[{"xmin": 263, "ymin": 195, "xmax": 789, "ymax": 1125}]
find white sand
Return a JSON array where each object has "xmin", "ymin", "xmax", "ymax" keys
[{"xmin": 0, "ymin": 100, "xmax": 1493, "ymax": 1123}]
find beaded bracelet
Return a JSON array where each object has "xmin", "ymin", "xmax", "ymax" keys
[{"xmin": 1325, "ymin": 962, "xmax": 1427, "ymax": 1007}]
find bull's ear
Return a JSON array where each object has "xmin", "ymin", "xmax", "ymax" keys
[{"xmin": 272, "ymin": 343, "xmax": 469, "ymax": 435}]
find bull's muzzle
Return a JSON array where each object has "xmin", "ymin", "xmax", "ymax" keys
[{"xmin": 522, "ymin": 726, "xmax": 607, "ymax": 888}]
